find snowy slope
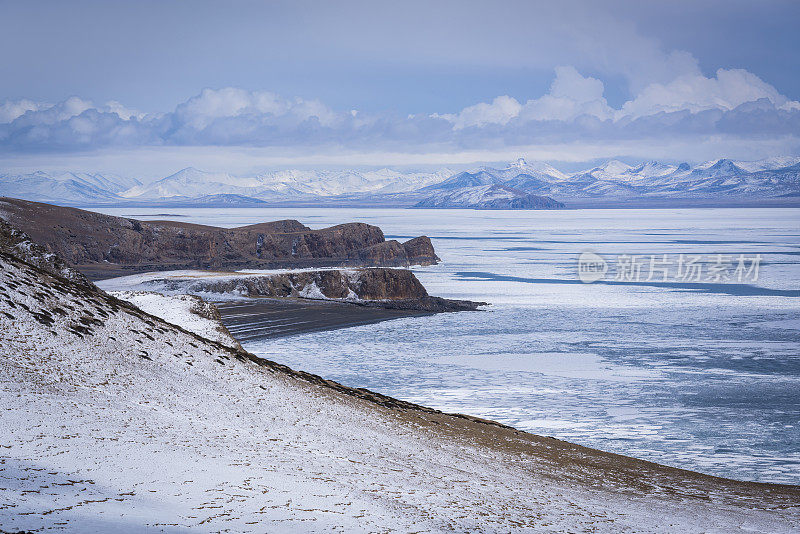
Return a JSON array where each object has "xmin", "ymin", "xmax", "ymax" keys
[
  {"xmin": 0, "ymin": 170, "xmax": 141, "ymax": 203},
  {"xmin": 109, "ymin": 290, "xmax": 241, "ymax": 349},
  {"xmin": 421, "ymin": 170, "xmax": 506, "ymax": 191},
  {"xmin": 2, "ymin": 249, "xmax": 799, "ymax": 531},
  {"xmin": 501, "ymin": 157, "xmax": 570, "ymax": 181},
  {"xmin": 574, "ymin": 160, "xmax": 634, "ymax": 182},
  {"xmin": 423, "ymin": 159, "xmax": 567, "ymax": 193},
  {"xmin": 734, "ymin": 156, "xmax": 800, "ymax": 173},
  {"xmin": 416, "ymin": 184, "xmax": 565, "ymax": 209},
  {"xmin": 120, "ymin": 167, "xmax": 262, "ymax": 199},
  {"xmin": 123, "ymin": 167, "xmax": 453, "ymax": 200}
]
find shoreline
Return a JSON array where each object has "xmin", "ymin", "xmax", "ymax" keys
[{"xmin": 215, "ymin": 296, "xmax": 434, "ymax": 340}]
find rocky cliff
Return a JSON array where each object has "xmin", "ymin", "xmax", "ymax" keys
[
  {"xmin": 0, "ymin": 197, "xmax": 439, "ymax": 278},
  {"xmin": 133, "ymin": 268, "xmax": 485, "ymax": 312},
  {"xmin": 0, "ymin": 218, "xmax": 93, "ymax": 287}
]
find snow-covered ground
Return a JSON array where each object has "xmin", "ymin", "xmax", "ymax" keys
[
  {"xmin": 1, "ymin": 237, "xmax": 799, "ymax": 531},
  {"xmin": 109, "ymin": 291, "xmax": 241, "ymax": 349}
]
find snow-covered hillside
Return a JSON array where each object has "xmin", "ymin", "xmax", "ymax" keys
[
  {"xmin": 0, "ymin": 170, "xmax": 141, "ymax": 203},
  {"xmin": 2, "ymin": 242, "xmax": 798, "ymax": 531},
  {"xmin": 415, "ymin": 184, "xmax": 565, "ymax": 209},
  {"xmin": 109, "ymin": 290, "xmax": 241, "ymax": 349},
  {"xmin": 120, "ymin": 167, "xmax": 261, "ymax": 199},
  {"xmin": 120, "ymin": 167, "xmax": 453, "ymax": 201}
]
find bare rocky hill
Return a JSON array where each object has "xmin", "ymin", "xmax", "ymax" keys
[{"xmin": 0, "ymin": 197, "xmax": 439, "ymax": 278}]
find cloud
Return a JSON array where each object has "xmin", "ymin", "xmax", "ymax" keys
[
  {"xmin": 0, "ymin": 96, "xmax": 94, "ymax": 126},
  {"xmin": 171, "ymin": 88, "xmax": 337, "ymax": 130},
  {"xmin": 161, "ymin": 88, "xmax": 344, "ymax": 145},
  {"xmin": 0, "ymin": 68, "xmax": 798, "ymax": 161},
  {"xmin": 443, "ymin": 66, "xmax": 800, "ymax": 129},
  {"xmin": 518, "ymin": 66, "xmax": 614, "ymax": 122},
  {"xmin": 0, "ymin": 97, "xmax": 154, "ymax": 150},
  {"xmin": 441, "ymin": 67, "xmax": 613, "ymax": 129},
  {"xmin": 438, "ymin": 96, "xmax": 522, "ymax": 130},
  {"xmin": 0, "ymin": 99, "xmax": 45, "ymax": 123},
  {"xmin": 103, "ymin": 100, "xmax": 144, "ymax": 121},
  {"xmin": 0, "ymin": 96, "xmax": 143, "ymax": 126},
  {"xmin": 619, "ymin": 68, "xmax": 800, "ymax": 118}
]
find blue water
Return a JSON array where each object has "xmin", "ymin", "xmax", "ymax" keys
[{"xmin": 98, "ymin": 207, "xmax": 800, "ymax": 484}]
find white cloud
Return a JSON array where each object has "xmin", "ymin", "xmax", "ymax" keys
[
  {"xmin": 103, "ymin": 100, "xmax": 144, "ymax": 121},
  {"xmin": 518, "ymin": 66, "xmax": 613, "ymax": 122},
  {"xmin": 439, "ymin": 96, "xmax": 522, "ymax": 130},
  {"xmin": 0, "ymin": 96, "xmax": 145, "ymax": 126},
  {"xmin": 441, "ymin": 66, "xmax": 800, "ymax": 130},
  {"xmin": 172, "ymin": 88, "xmax": 339, "ymax": 131},
  {"xmin": 619, "ymin": 68, "xmax": 800, "ymax": 118},
  {"xmin": 1, "ymin": 97, "xmax": 93, "ymax": 126},
  {"xmin": 50, "ymin": 96, "xmax": 94, "ymax": 122},
  {"xmin": 441, "ymin": 67, "xmax": 614, "ymax": 128},
  {"xmin": 0, "ymin": 99, "xmax": 46, "ymax": 123},
  {"xmin": 1, "ymin": 70, "xmax": 798, "ymax": 159}
]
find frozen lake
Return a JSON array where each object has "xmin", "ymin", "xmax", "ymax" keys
[{"xmin": 97, "ymin": 206, "xmax": 800, "ymax": 484}]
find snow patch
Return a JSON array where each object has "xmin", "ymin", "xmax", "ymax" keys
[{"xmin": 110, "ymin": 291, "xmax": 240, "ymax": 349}]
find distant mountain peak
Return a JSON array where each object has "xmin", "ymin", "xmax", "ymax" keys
[
  {"xmin": 709, "ymin": 159, "xmax": 741, "ymax": 170},
  {"xmin": 597, "ymin": 160, "xmax": 632, "ymax": 173}
]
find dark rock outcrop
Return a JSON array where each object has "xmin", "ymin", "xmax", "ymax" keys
[
  {"xmin": 0, "ymin": 218, "xmax": 93, "ymax": 287},
  {"xmin": 402, "ymin": 236, "xmax": 440, "ymax": 266},
  {"xmin": 144, "ymin": 268, "xmax": 486, "ymax": 312},
  {"xmin": 356, "ymin": 295, "xmax": 486, "ymax": 312},
  {"xmin": 0, "ymin": 197, "xmax": 439, "ymax": 278}
]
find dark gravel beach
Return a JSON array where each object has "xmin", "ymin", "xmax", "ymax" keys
[{"xmin": 216, "ymin": 298, "xmax": 431, "ymax": 340}]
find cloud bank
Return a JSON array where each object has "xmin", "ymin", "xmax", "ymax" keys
[{"xmin": 1, "ymin": 65, "xmax": 798, "ymax": 163}]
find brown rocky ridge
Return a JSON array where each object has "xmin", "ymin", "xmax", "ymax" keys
[{"xmin": 0, "ymin": 197, "xmax": 440, "ymax": 279}]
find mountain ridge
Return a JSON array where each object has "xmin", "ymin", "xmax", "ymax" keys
[{"xmin": 2, "ymin": 156, "xmax": 799, "ymax": 207}]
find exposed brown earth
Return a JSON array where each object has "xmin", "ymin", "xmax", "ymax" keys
[
  {"xmin": 0, "ymin": 217, "xmax": 92, "ymax": 287},
  {"xmin": 0, "ymin": 197, "xmax": 440, "ymax": 278}
]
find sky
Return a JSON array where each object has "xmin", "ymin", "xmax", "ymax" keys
[{"xmin": 1, "ymin": 0, "xmax": 799, "ymax": 176}]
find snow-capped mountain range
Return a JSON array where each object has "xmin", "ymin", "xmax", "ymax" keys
[
  {"xmin": 1, "ymin": 156, "xmax": 799, "ymax": 207},
  {"xmin": 119, "ymin": 167, "xmax": 454, "ymax": 201},
  {"xmin": 417, "ymin": 157, "xmax": 800, "ymax": 207}
]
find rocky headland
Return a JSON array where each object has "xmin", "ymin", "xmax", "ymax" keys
[
  {"xmin": 0, "ymin": 197, "xmax": 440, "ymax": 278},
  {"xmin": 135, "ymin": 268, "xmax": 485, "ymax": 313}
]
